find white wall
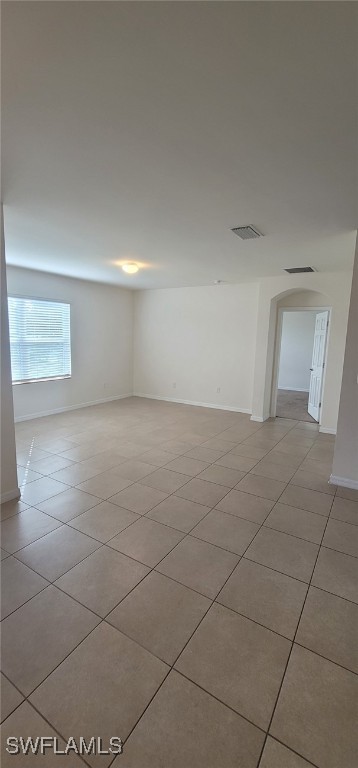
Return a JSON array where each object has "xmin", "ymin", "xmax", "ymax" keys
[
  {"xmin": 133, "ymin": 283, "xmax": 259, "ymax": 412},
  {"xmin": 278, "ymin": 311, "xmax": 316, "ymax": 391},
  {"xmin": 332, "ymin": 239, "xmax": 358, "ymax": 487},
  {"xmin": 251, "ymin": 272, "xmax": 352, "ymax": 432},
  {"xmin": 7, "ymin": 267, "xmax": 134, "ymax": 420},
  {"xmin": 1, "ymin": 208, "xmax": 19, "ymax": 500}
]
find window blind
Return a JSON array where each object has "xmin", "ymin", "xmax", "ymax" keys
[{"xmin": 8, "ymin": 296, "xmax": 71, "ymax": 384}]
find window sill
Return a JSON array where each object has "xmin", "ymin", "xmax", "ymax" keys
[{"xmin": 12, "ymin": 375, "xmax": 72, "ymax": 386}]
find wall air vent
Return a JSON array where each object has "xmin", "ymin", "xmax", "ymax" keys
[
  {"xmin": 231, "ymin": 226, "xmax": 262, "ymax": 240},
  {"xmin": 284, "ymin": 267, "xmax": 316, "ymax": 274}
]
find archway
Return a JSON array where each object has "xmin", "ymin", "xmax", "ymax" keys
[{"xmin": 250, "ymin": 274, "xmax": 349, "ymax": 433}]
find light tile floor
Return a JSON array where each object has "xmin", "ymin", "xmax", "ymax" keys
[{"xmin": 1, "ymin": 397, "xmax": 357, "ymax": 767}]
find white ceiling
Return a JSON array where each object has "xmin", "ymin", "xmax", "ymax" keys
[{"xmin": 2, "ymin": 1, "xmax": 357, "ymax": 289}]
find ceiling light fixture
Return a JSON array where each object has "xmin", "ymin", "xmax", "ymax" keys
[{"xmin": 122, "ymin": 262, "xmax": 139, "ymax": 274}]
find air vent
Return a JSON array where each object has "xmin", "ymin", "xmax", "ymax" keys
[
  {"xmin": 231, "ymin": 226, "xmax": 262, "ymax": 240},
  {"xmin": 284, "ymin": 267, "xmax": 316, "ymax": 274}
]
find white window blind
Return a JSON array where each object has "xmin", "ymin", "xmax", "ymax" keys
[{"xmin": 8, "ymin": 296, "xmax": 71, "ymax": 384}]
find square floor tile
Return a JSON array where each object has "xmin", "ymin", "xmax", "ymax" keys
[
  {"xmin": 146, "ymin": 495, "xmax": 211, "ymax": 533},
  {"xmin": 30, "ymin": 622, "xmax": 168, "ymax": 767},
  {"xmin": 245, "ymin": 527, "xmax": 319, "ymax": 582},
  {"xmin": 312, "ymin": 547, "xmax": 358, "ymax": 603},
  {"xmin": 110, "ymin": 459, "xmax": 157, "ymax": 481},
  {"xmin": 164, "ymin": 456, "xmax": 210, "ymax": 477},
  {"xmin": 0, "ymin": 509, "xmax": 62, "ymax": 554},
  {"xmin": 139, "ymin": 448, "xmax": 175, "ymax": 467},
  {"xmin": 35, "ymin": 488, "xmax": 101, "ymax": 522},
  {"xmin": 16, "ymin": 525, "xmax": 101, "ymax": 581},
  {"xmin": 69, "ymin": 501, "xmax": 139, "ymax": 543},
  {"xmin": 218, "ymin": 559, "xmax": 307, "ymax": 639},
  {"xmin": 191, "ymin": 509, "xmax": 259, "ymax": 555},
  {"xmin": 0, "ymin": 548, "xmax": 10, "ymax": 560},
  {"xmin": 20, "ymin": 477, "xmax": 70, "ymax": 506},
  {"xmin": 0, "ymin": 701, "xmax": 84, "ymax": 766},
  {"xmin": 0, "ymin": 499, "xmax": 29, "ymax": 522},
  {"xmin": 300, "ymin": 457, "xmax": 333, "ymax": 478},
  {"xmin": 1, "ymin": 586, "xmax": 99, "ymax": 695},
  {"xmin": 78, "ymin": 449, "xmax": 129, "ymax": 471},
  {"xmin": 215, "ymin": 453, "xmax": 259, "ymax": 472},
  {"xmin": 196, "ymin": 465, "xmax": 246, "ymax": 488},
  {"xmin": 230, "ymin": 444, "xmax": 268, "ymax": 460},
  {"xmin": 250, "ymin": 460, "xmax": 296, "ymax": 483},
  {"xmin": 160, "ymin": 439, "xmax": 197, "ymax": 455},
  {"xmin": 330, "ymin": 496, "xmax": 358, "ymax": 526},
  {"xmin": 176, "ymin": 603, "xmax": 290, "ymax": 730},
  {"xmin": 290, "ymin": 469, "xmax": 336, "ymax": 495},
  {"xmin": 16, "ymin": 447, "xmax": 53, "ymax": 467},
  {"xmin": 322, "ymin": 518, "xmax": 358, "ymax": 558},
  {"xmin": 76, "ymin": 470, "xmax": 133, "ymax": 499},
  {"xmin": 259, "ymin": 737, "xmax": 316, "ymax": 768},
  {"xmin": 201, "ymin": 437, "xmax": 241, "ymax": 452},
  {"xmin": 56, "ymin": 546, "xmax": 149, "ymax": 617},
  {"xmin": 185, "ymin": 446, "xmax": 229, "ymax": 462},
  {"xmin": 236, "ymin": 474, "xmax": 287, "ymax": 501},
  {"xmin": 175, "ymin": 478, "xmax": 230, "ymax": 507},
  {"xmin": 264, "ymin": 450, "xmax": 304, "ymax": 469},
  {"xmin": 336, "ymin": 486, "xmax": 358, "ymax": 502},
  {"xmin": 118, "ymin": 670, "xmax": 264, "ymax": 768},
  {"xmin": 29, "ymin": 455, "xmax": 75, "ymax": 476},
  {"xmin": 1, "ymin": 557, "xmax": 48, "ymax": 619},
  {"xmin": 216, "ymin": 489, "xmax": 274, "ymax": 524},
  {"xmin": 140, "ymin": 468, "xmax": 191, "ymax": 493},
  {"xmin": 50, "ymin": 463, "xmax": 103, "ymax": 486},
  {"xmin": 108, "ymin": 483, "xmax": 168, "ymax": 514},
  {"xmin": 0, "ymin": 673, "xmax": 24, "ymax": 723},
  {"xmin": 296, "ymin": 586, "xmax": 358, "ymax": 673},
  {"xmin": 264, "ymin": 503, "xmax": 326, "ymax": 544},
  {"xmin": 17, "ymin": 466, "xmax": 43, "ymax": 486},
  {"xmin": 108, "ymin": 571, "xmax": 210, "ymax": 664},
  {"xmin": 279, "ymin": 485, "xmax": 332, "ymax": 517},
  {"xmin": 270, "ymin": 645, "xmax": 358, "ymax": 768},
  {"xmin": 157, "ymin": 536, "xmax": 238, "ymax": 598},
  {"xmin": 108, "ymin": 517, "xmax": 184, "ymax": 567}
]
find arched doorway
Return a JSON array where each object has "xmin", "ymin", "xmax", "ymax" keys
[{"xmin": 250, "ymin": 279, "xmax": 348, "ymax": 433}]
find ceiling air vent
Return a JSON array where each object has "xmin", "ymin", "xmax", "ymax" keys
[
  {"xmin": 231, "ymin": 226, "xmax": 262, "ymax": 240},
  {"xmin": 284, "ymin": 266, "xmax": 316, "ymax": 274}
]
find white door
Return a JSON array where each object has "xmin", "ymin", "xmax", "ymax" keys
[{"xmin": 308, "ymin": 311, "xmax": 329, "ymax": 421}]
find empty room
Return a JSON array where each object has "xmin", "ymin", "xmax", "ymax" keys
[{"xmin": 1, "ymin": 3, "xmax": 357, "ymax": 768}]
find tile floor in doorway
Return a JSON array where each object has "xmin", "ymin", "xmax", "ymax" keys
[{"xmin": 1, "ymin": 397, "xmax": 357, "ymax": 768}]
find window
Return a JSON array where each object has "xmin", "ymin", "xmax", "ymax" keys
[{"xmin": 8, "ymin": 296, "xmax": 71, "ymax": 384}]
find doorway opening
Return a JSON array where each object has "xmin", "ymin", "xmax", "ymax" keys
[{"xmin": 272, "ymin": 308, "xmax": 330, "ymax": 423}]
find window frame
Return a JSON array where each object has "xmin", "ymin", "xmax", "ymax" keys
[{"xmin": 8, "ymin": 293, "xmax": 72, "ymax": 386}]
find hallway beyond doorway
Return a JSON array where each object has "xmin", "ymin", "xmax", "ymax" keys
[{"xmin": 276, "ymin": 389, "xmax": 316, "ymax": 423}]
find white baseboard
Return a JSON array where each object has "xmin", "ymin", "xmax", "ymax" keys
[
  {"xmin": 250, "ymin": 415, "xmax": 265, "ymax": 422},
  {"xmin": 133, "ymin": 393, "xmax": 251, "ymax": 414},
  {"xmin": 14, "ymin": 394, "xmax": 133, "ymax": 423},
  {"xmin": 330, "ymin": 474, "xmax": 358, "ymax": 490},
  {"xmin": 319, "ymin": 426, "xmax": 337, "ymax": 435},
  {"xmin": 1, "ymin": 487, "xmax": 21, "ymax": 504},
  {"xmin": 278, "ymin": 387, "xmax": 309, "ymax": 393}
]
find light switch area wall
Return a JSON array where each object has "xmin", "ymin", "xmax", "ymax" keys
[
  {"xmin": 7, "ymin": 266, "xmax": 134, "ymax": 420},
  {"xmin": 278, "ymin": 311, "xmax": 317, "ymax": 391}
]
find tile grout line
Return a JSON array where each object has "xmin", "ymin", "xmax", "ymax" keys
[
  {"xmin": 253, "ymin": 483, "xmax": 336, "ymax": 768},
  {"xmin": 5, "ymin": 407, "xmax": 349, "ymax": 767}
]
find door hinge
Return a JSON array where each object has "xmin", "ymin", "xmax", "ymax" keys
[{"xmin": 319, "ymin": 402, "xmax": 322, "ymax": 407}]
